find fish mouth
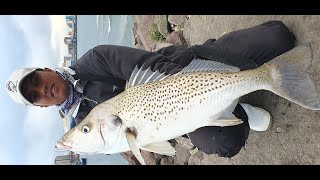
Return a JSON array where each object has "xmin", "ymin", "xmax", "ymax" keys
[
  {"xmin": 56, "ymin": 136, "xmax": 104, "ymax": 154},
  {"xmin": 56, "ymin": 139, "xmax": 72, "ymax": 150}
]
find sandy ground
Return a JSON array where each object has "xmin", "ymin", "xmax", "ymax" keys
[{"xmin": 183, "ymin": 15, "xmax": 320, "ymax": 165}]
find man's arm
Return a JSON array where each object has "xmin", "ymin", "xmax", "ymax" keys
[{"xmin": 71, "ymin": 45, "xmax": 195, "ymax": 82}]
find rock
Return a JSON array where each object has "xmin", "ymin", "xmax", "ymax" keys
[
  {"xmin": 189, "ymin": 147, "xmax": 199, "ymax": 156},
  {"xmin": 132, "ymin": 15, "xmax": 143, "ymax": 24},
  {"xmin": 153, "ymin": 153, "xmax": 164, "ymax": 161},
  {"xmin": 132, "ymin": 15, "xmax": 172, "ymax": 51},
  {"xmin": 276, "ymin": 127, "xmax": 284, "ymax": 133},
  {"xmin": 120, "ymin": 150, "xmax": 158, "ymax": 165},
  {"xmin": 132, "ymin": 22, "xmax": 146, "ymax": 50},
  {"xmin": 174, "ymin": 143, "xmax": 191, "ymax": 165},
  {"xmin": 132, "ymin": 22, "xmax": 138, "ymax": 38},
  {"xmin": 160, "ymin": 157, "xmax": 173, "ymax": 165},
  {"xmin": 175, "ymin": 136, "xmax": 194, "ymax": 150},
  {"xmin": 141, "ymin": 150, "xmax": 157, "ymax": 165},
  {"xmin": 192, "ymin": 150, "xmax": 204, "ymax": 161},
  {"xmin": 134, "ymin": 34, "xmax": 146, "ymax": 50},
  {"xmin": 168, "ymin": 15, "xmax": 188, "ymax": 27},
  {"xmin": 136, "ymin": 15, "xmax": 157, "ymax": 51},
  {"xmin": 152, "ymin": 42, "xmax": 173, "ymax": 52},
  {"xmin": 173, "ymin": 25, "xmax": 184, "ymax": 32},
  {"xmin": 165, "ymin": 31, "xmax": 188, "ymax": 46},
  {"xmin": 135, "ymin": 41, "xmax": 146, "ymax": 50},
  {"xmin": 155, "ymin": 15, "xmax": 170, "ymax": 38},
  {"xmin": 168, "ymin": 156, "xmax": 174, "ymax": 163},
  {"xmin": 188, "ymin": 155, "xmax": 202, "ymax": 165},
  {"xmin": 172, "ymin": 136, "xmax": 196, "ymax": 165},
  {"xmin": 120, "ymin": 151, "xmax": 140, "ymax": 165}
]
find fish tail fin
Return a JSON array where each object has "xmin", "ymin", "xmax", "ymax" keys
[{"xmin": 267, "ymin": 45, "xmax": 320, "ymax": 110}]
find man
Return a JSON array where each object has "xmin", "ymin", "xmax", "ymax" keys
[{"xmin": 6, "ymin": 20, "xmax": 295, "ymax": 160}]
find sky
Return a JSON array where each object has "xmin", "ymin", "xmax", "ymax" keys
[{"xmin": 0, "ymin": 15, "xmax": 70, "ymax": 164}]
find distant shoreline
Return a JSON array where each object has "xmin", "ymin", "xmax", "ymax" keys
[{"xmin": 74, "ymin": 15, "xmax": 77, "ymax": 60}]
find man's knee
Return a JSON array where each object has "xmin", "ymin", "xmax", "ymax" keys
[
  {"xmin": 261, "ymin": 20, "xmax": 285, "ymax": 27},
  {"xmin": 188, "ymin": 126, "xmax": 249, "ymax": 158},
  {"xmin": 187, "ymin": 104, "xmax": 250, "ymax": 158},
  {"xmin": 202, "ymin": 38, "xmax": 217, "ymax": 46},
  {"xmin": 262, "ymin": 20, "xmax": 296, "ymax": 50}
]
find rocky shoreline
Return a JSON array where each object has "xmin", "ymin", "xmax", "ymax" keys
[{"xmin": 131, "ymin": 15, "xmax": 189, "ymax": 52}]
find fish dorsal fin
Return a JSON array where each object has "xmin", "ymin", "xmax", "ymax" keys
[
  {"xmin": 125, "ymin": 59, "xmax": 239, "ymax": 89},
  {"xmin": 180, "ymin": 59, "xmax": 240, "ymax": 74},
  {"xmin": 126, "ymin": 64, "xmax": 171, "ymax": 89},
  {"xmin": 141, "ymin": 141, "xmax": 176, "ymax": 156}
]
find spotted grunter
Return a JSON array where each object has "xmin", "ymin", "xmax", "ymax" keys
[{"xmin": 56, "ymin": 45, "xmax": 320, "ymax": 165}]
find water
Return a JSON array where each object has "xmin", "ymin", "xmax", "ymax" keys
[
  {"xmin": 76, "ymin": 15, "xmax": 135, "ymax": 165},
  {"xmin": 77, "ymin": 15, "xmax": 134, "ymax": 57}
]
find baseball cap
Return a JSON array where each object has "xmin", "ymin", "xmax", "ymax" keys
[{"xmin": 6, "ymin": 68, "xmax": 38, "ymax": 106}]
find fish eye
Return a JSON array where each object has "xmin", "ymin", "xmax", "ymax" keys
[{"xmin": 82, "ymin": 125, "xmax": 90, "ymax": 134}]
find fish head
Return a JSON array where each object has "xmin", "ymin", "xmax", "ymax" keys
[{"xmin": 56, "ymin": 103, "xmax": 123, "ymax": 154}]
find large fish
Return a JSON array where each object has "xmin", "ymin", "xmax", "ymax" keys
[{"xmin": 56, "ymin": 45, "xmax": 320, "ymax": 165}]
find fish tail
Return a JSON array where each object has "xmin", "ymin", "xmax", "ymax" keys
[{"xmin": 266, "ymin": 45, "xmax": 320, "ymax": 110}]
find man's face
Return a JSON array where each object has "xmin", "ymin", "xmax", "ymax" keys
[{"xmin": 22, "ymin": 68, "xmax": 69, "ymax": 107}]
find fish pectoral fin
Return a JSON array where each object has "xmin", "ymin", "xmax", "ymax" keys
[
  {"xmin": 141, "ymin": 141, "xmax": 176, "ymax": 156},
  {"xmin": 208, "ymin": 111, "xmax": 243, "ymax": 127},
  {"xmin": 125, "ymin": 130, "xmax": 146, "ymax": 165},
  {"xmin": 207, "ymin": 118, "xmax": 243, "ymax": 127},
  {"xmin": 206, "ymin": 101, "xmax": 243, "ymax": 127}
]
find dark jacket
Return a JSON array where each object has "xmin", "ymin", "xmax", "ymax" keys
[{"xmin": 69, "ymin": 20, "xmax": 295, "ymax": 157}]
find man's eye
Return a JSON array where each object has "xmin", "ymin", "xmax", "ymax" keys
[
  {"xmin": 31, "ymin": 93, "xmax": 39, "ymax": 103},
  {"xmin": 32, "ymin": 74, "xmax": 40, "ymax": 87},
  {"xmin": 34, "ymin": 76, "xmax": 39, "ymax": 86}
]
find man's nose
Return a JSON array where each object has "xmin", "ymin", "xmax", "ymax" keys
[{"xmin": 40, "ymin": 84, "xmax": 48, "ymax": 96}]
